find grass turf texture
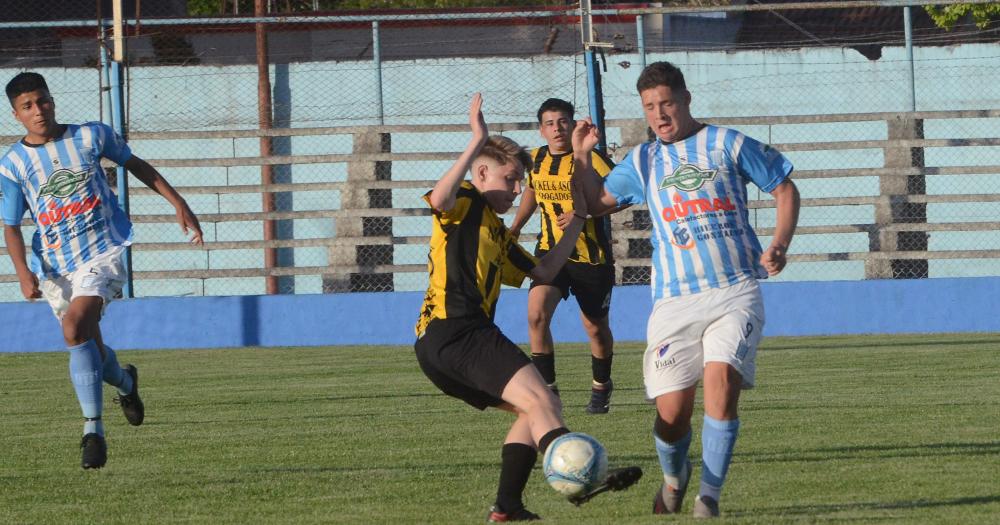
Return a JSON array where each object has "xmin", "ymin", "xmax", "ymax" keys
[{"xmin": 1, "ymin": 333, "xmax": 998, "ymax": 524}]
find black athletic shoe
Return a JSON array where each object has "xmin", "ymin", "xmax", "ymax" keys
[
  {"xmin": 585, "ymin": 380, "xmax": 613, "ymax": 414},
  {"xmin": 486, "ymin": 505, "xmax": 541, "ymax": 522},
  {"xmin": 568, "ymin": 466, "xmax": 643, "ymax": 506},
  {"xmin": 114, "ymin": 364, "xmax": 144, "ymax": 426},
  {"xmin": 80, "ymin": 433, "xmax": 107, "ymax": 469}
]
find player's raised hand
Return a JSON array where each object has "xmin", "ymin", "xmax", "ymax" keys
[
  {"xmin": 176, "ymin": 202, "xmax": 204, "ymax": 245},
  {"xmin": 760, "ymin": 244, "xmax": 787, "ymax": 276},
  {"xmin": 469, "ymin": 92, "xmax": 487, "ymax": 146},
  {"xmin": 572, "ymin": 117, "xmax": 601, "ymax": 154}
]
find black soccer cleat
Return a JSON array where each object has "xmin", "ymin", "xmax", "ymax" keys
[
  {"xmin": 568, "ymin": 466, "xmax": 643, "ymax": 506},
  {"xmin": 585, "ymin": 380, "xmax": 613, "ymax": 414},
  {"xmin": 114, "ymin": 364, "xmax": 144, "ymax": 426},
  {"xmin": 486, "ymin": 505, "xmax": 541, "ymax": 522},
  {"xmin": 80, "ymin": 433, "xmax": 107, "ymax": 469}
]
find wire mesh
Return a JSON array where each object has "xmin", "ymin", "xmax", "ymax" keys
[{"xmin": 0, "ymin": 2, "xmax": 996, "ymax": 300}]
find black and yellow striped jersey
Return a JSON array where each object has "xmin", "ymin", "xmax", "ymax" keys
[
  {"xmin": 416, "ymin": 181, "xmax": 538, "ymax": 337},
  {"xmin": 527, "ymin": 146, "xmax": 615, "ymax": 265}
]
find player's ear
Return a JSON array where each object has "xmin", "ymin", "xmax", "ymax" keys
[{"xmin": 475, "ymin": 162, "xmax": 489, "ymax": 182}]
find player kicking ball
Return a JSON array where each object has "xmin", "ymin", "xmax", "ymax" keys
[
  {"xmin": 572, "ymin": 62, "xmax": 800, "ymax": 518},
  {"xmin": 1, "ymin": 72, "xmax": 204, "ymax": 469},
  {"xmin": 414, "ymin": 92, "xmax": 640, "ymax": 521}
]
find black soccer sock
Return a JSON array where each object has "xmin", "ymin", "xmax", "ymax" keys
[
  {"xmin": 531, "ymin": 352, "xmax": 556, "ymax": 385},
  {"xmin": 591, "ymin": 354, "xmax": 613, "ymax": 385},
  {"xmin": 538, "ymin": 427, "xmax": 570, "ymax": 455},
  {"xmin": 495, "ymin": 443, "xmax": 537, "ymax": 513}
]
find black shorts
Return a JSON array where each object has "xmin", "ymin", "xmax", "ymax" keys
[
  {"xmin": 414, "ymin": 316, "xmax": 532, "ymax": 410},
  {"xmin": 530, "ymin": 259, "xmax": 615, "ymax": 319}
]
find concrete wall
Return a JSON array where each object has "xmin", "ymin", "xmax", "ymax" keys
[{"xmin": 4, "ymin": 277, "xmax": 998, "ymax": 352}]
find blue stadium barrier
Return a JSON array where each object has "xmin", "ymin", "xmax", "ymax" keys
[{"xmin": 2, "ymin": 277, "xmax": 997, "ymax": 353}]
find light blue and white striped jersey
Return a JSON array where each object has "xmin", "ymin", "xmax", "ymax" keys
[
  {"xmin": 604, "ymin": 124, "xmax": 792, "ymax": 300},
  {"xmin": 0, "ymin": 122, "xmax": 134, "ymax": 279}
]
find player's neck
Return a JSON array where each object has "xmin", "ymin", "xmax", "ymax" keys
[
  {"xmin": 22, "ymin": 123, "xmax": 66, "ymax": 146},
  {"xmin": 548, "ymin": 144, "xmax": 571, "ymax": 156}
]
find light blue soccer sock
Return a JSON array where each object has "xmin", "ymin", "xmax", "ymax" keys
[
  {"xmin": 700, "ymin": 415, "xmax": 741, "ymax": 502},
  {"xmin": 68, "ymin": 340, "xmax": 104, "ymax": 435},
  {"xmin": 101, "ymin": 345, "xmax": 133, "ymax": 396},
  {"xmin": 654, "ymin": 428, "xmax": 692, "ymax": 490}
]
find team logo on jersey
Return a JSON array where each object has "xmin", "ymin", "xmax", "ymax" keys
[
  {"xmin": 38, "ymin": 169, "xmax": 90, "ymax": 198},
  {"xmin": 659, "ymin": 164, "xmax": 718, "ymax": 192},
  {"xmin": 670, "ymin": 226, "xmax": 695, "ymax": 250}
]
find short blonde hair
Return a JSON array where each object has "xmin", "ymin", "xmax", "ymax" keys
[{"xmin": 477, "ymin": 135, "xmax": 531, "ymax": 173}]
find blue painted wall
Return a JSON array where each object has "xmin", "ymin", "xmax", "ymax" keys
[{"xmin": 4, "ymin": 277, "xmax": 997, "ymax": 352}]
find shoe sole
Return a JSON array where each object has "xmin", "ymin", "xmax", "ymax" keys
[{"xmin": 568, "ymin": 466, "xmax": 643, "ymax": 506}]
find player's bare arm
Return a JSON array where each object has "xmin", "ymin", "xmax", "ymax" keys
[
  {"xmin": 124, "ymin": 156, "xmax": 204, "ymax": 245},
  {"xmin": 508, "ymin": 186, "xmax": 537, "ymax": 238},
  {"xmin": 3, "ymin": 224, "xmax": 40, "ymax": 300},
  {"xmin": 760, "ymin": 179, "xmax": 800, "ymax": 276},
  {"xmin": 529, "ymin": 177, "xmax": 588, "ymax": 283},
  {"xmin": 571, "ymin": 119, "xmax": 619, "ymax": 216},
  {"xmin": 428, "ymin": 92, "xmax": 488, "ymax": 213}
]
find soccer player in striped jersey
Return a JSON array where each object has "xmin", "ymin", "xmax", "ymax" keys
[
  {"xmin": 509, "ymin": 98, "xmax": 622, "ymax": 414},
  {"xmin": 415, "ymin": 93, "xmax": 640, "ymax": 521},
  {"xmin": 1, "ymin": 72, "xmax": 203, "ymax": 469},
  {"xmin": 572, "ymin": 62, "xmax": 800, "ymax": 518}
]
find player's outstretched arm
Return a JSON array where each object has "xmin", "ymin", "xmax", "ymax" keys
[
  {"xmin": 760, "ymin": 179, "xmax": 800, "ymax": 276},
  {"xmin": 427, "ymin": 92, "xmax": 488, "ymax": 213},
  {"xmin": 571, "ymin": 118, "xmax": 619, "ymax": 217},
  {"xmin": 530, "ymin": 177, "xmax": 588, "ymax": 283},
  {"xmin": 124, "ymin": 156, "xmax": 204, "ymax": 245},
  {"xmin": 3, "ymin": 224, "xmax": 40, "ymax": 300}
]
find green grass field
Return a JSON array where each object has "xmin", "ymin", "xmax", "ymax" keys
[{"xmin": 2, "ymin": 333, "xmax": 999, "ymax": 524}]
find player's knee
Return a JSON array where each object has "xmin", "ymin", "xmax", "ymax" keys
[
  {"xmin": 60, "ymin": 317, "xmax": 88, "ymax": 345},
  {"xmin": 526, "ymin": 308, "xmax": 552, "ymax": 331}
]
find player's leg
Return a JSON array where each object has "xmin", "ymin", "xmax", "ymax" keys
[
  {"xmin": 96, "ymin": 328, "xmax": 143, "ymax": 426},
  {"xmin": 570, "ymin": 262, "xmax": 616, "ymax": 413},
  {"xmin": 643, "ymin": 295, "xmax": 706, "ymax": 514},
  {"xmin": 695, "ymin": 279, "xmax": 765, "ymax": 518},
  {"xmin": 652, "ymin": 387, "xmax": 697, "ymax": 514},
  {"xmin": 60, "ymin": 294, "xmax": 108, "ymax": 469},
  {"xmin": 414, "ymin": 317, "xmax": 561, "ymax": 520},
  {"xmin": 526, "ymin": 280, "xmax": 566, "ymax": 393},
  {"xmin": 487, "ymin": 405, "xmax": 542, "ymax": 522}
]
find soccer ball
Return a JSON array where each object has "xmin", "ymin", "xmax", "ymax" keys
[{"xmin": 542, "ymin": 432, "xmax": 608, "ymax": 497}]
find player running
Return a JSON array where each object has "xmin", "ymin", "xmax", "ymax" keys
[
  {"xmin": 414, "ymin": 92, "xmax": 640, "ymax": 521},
  {"xmin": 1, "ymin": 72, "xmax": 203, "ymax": 469},
  {"xmin": 508, "ymin": 98, "xmax": 623, "ymax": 414},
  {"xmin": 571, "ymin": 62, "xmax": 800, "ymax": 518}
]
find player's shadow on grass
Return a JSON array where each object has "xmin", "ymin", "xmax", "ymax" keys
[
  {"xmin": 745, "ymin": 441, "xmax": 1000, "ymax": 464},
  {"xmin": 731, "ymin": 494, "xmax": 1000, "ymax": 518}
]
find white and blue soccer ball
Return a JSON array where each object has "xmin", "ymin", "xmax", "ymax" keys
[{"xmin": 542, "ymin": 432, "xmax": 608, "ymax": 497}]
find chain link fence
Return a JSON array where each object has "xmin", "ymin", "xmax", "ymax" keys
[{"xmin": 0, "ymin": 1, "xmax": 997, "ymax": 299}]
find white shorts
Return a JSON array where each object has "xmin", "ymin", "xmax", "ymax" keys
[
  {"xmin": 39, "ymin": 247, "xmax": 126, "ymax": 320},
  {"xmin": 643, "ymin": 278, "xmax": 765, "ymax": 399}
]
